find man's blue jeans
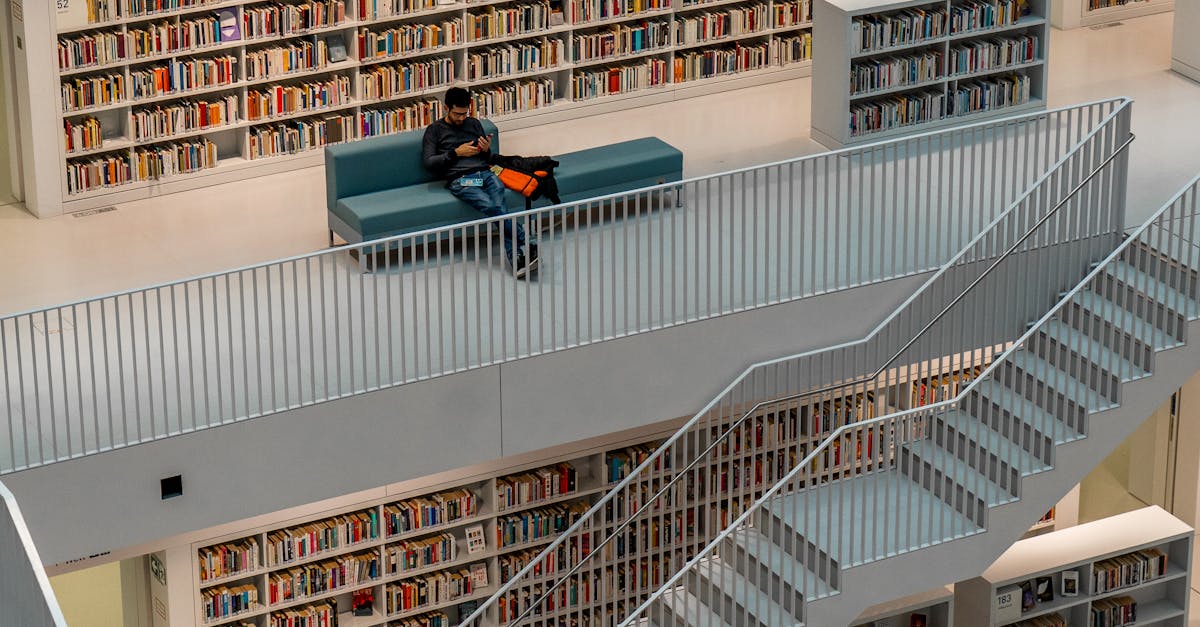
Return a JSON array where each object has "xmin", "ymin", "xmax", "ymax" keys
[{"xmin": 448, "ymin": 170, "xmax": 527, "ymax": 259}]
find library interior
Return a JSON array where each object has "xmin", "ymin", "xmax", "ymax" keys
[{"xmin": 3, "ymin": 0, "xmax": 1200, "ymax": 626}]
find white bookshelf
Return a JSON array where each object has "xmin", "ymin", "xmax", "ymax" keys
[
  {"xmin": 852, "ymin": 585, "xmax": 954, "ymax": 627},
  {"xmin": 809, "ymin": 0, "xmax": 1048, "ymax": 148},
  {"xmin": 46, "ymin": 0, "xmax": 817, "ymax": 214},
  {"xmin": 954, "ymin": 505, "xmax": 1192, "ymax": 627},
  {"xmin": 1049, "ymin": 0, "xmax": 1173, "ymax": 30}
]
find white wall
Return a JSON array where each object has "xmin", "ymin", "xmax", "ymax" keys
[
  {"xmin": 0, "ymin": 0, "xmax": 21, "ymax": 202},
  {"xmin": 1174, "ymin": 0, "xmax": 1200, "ymax": 82},
  {"xmin": 8, "ymin": 0, "xmax": 61, "ymax": 216},
  {"xmin": 2, "ymin": 273, "xmax": 926, "ymax": 569}
]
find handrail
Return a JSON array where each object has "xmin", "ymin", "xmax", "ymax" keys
[
  {"xmin": 0, "ymin": 97, "xmax": 1125, "ymax": 322},
  {"xmin": 623, "ymin": 155, "xmax": 1195, "ymax": 627},
  {"xmin": 459, "ymin": 98, "xmax": 1134, "ymax": 626}
]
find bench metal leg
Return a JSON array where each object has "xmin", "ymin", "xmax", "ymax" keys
[{"xmin": 674, "ymin": 185, "xmax": 684, "ymax": 208}]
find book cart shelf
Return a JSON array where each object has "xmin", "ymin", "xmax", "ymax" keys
[
  {"xmin": 50, "ymin": 0, "xmax": 814, "ymax": 213},
  {"xmin": 186, "ymin": 351, "xmax": 1003, "ymax": 627},
  {"xmin": 954, "ymin": 505, "xmax": 1192, "ymax": 627},
  {"xmin": 809, "ymin": 0, "xmax": 1048, "ymax": 148},
  {"xmin": 1049, "ymin": 0, "xmax": 1173, "ymax": 30}
]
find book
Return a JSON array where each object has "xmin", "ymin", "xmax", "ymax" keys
[
  {"xmin": 909, "ymin": 613, "xmax": 927, "ymax": 627},
  {"xmin": 1061, "ymin": 569, "xmax": 1078, "ymax": 596},
  {"xmin": 1019, "ymin": 580, "xmax": 1035, "ymax": 612},
  {"xmin": 470, "ymin": 562, "xmax": 489, "ymax": 588},
  {"xmin": 326, "ymin": 34, "xmax": 348, "ymax": 63},
  {"xmin": 1035, "ymin": 576, "xmax": 1053, "ymax": 602},
  {"xmin": 217, "ymin": 9, "xmax": 241, "ymax": 41},
  {"xmin": 465, "ymin": 524, "xmax": 486, "ymax": 555}
]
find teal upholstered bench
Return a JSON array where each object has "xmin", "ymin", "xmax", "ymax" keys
[{"xmin": 324, "ymin": 120, "xmax": 684, "ymax": 245}]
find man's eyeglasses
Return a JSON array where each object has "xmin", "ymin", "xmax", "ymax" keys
[{"xmin": 447, "ymin": 108, "xmax": 470, "ymax": 119}]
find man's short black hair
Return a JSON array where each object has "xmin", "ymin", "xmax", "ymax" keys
[{"xmin": 445, "ymin": 87, "xmax": 471, "ymax": 109}]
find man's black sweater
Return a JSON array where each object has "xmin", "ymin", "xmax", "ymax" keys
[{"xmin": 421, "ymin": 117, "xmax": 492, "ymax": 182}]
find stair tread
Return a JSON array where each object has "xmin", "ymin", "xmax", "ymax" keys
[
  {"xmin": 661, "ymin": 587, "xmax": 734, "ymax": 627},
  {"xmin": 902, "ymin": 438, "xmax": 1018, "ymax": 507},
  {"xmin": 764, "ymin": 472, "xmax": 982, "ymax": 566},
  {"xmin": 1073, "ymin": 290, "xmax": 1182, "ymax": 349},
  {"xmin": 936, "ymin": 409, "xmax": 1052, "ymax": 475},
  {"xmin": 1007, "ymin": 350, "xmax": 1116, "ymax": 411},
  {"xmin": 728, "ymin": 526, "xmax": 836, "ymax": 600},
  {"xmin": 1039, "ymin": 318, "xmax": 1149, "ymax": 381},
  {"xmin": 693, "ymin": 556, "xmax": 798, "ymax": 625},
  {"xmin": 970, "ymin": 379, "xmax": 1085, "ymax": 445},
  {"xmin": 1106, "ymin": 260, "xmax": 1200, "ymax": 316}
]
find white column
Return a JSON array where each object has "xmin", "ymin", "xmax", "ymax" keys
[
  {"xmin": 1173, "ymin": 0, "xmax": 1200, "ymax": 82},
  {"xmin": 9, "ymin": 0, "xmax": 63, "ymax": 216}
]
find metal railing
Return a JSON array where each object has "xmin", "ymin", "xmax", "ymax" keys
[
  {"xmin": 0, "ymin": 100, "xmax": 1124, "ymax": 474},
  {"xmin": 460, "ymin": 98, "xmax": 1134, "ymax": 626},
  {"xmin": 625, "ymin": 149, "xmax": 1200, "ymax": 627},
  {"xmin": 0, "ymin": 480, "xmax": 68, "ymax": 627}
]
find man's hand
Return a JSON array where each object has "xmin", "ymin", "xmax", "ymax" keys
[
  {"xmin": 454, "ymin": 141, "xmax": 481, "ymax": 157},
  {"xmin": 475, "ymin": 134, "xmax": 492, "ymax": 152}
]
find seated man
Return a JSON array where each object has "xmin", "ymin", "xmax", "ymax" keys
[{"xmin": 421, "ymin": 88, "xmax": 538, "ymax": 278}]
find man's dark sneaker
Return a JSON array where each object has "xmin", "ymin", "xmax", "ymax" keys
[
  {"xmin": 526, "ymin": 242, "xmax": 539, "ymax": 263},
  {"xmin": 511, "ymin": 252, "xmax": 539, "ymax": 279}
]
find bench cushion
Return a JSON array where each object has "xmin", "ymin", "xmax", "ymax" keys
[{"xmin": 329, "ymin": 133, "xmax": 682, "ymax": 241}]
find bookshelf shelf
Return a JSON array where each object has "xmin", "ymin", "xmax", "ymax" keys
[
  {"xmin": 573, "ymin": 6, "xmax": 675, "ymax": 27},
  {"xmin": 264, "ymin": 578, "xmax": 382, "ymax": 615},
  {"xmin": 384, "ymin": 510, "xmax": 490, "ymax": 542},
  {"xmin": 385, "ymin": 586, "xmax": 495, "ymax": 619},
  {"xmin": 811, "ymin": 0, "xmax": 1048, "ymax": 148},
  {"xmin": 954, "ymin": 506, "xmax": 1193, "ymax": 627}
]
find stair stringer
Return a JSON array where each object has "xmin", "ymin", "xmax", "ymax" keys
[{"xmin": 801, "ymin": 320, "xmax": 1200, "ymax": 627}]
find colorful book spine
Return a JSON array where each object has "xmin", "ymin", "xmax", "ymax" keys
[
  {"xmin": 61, "ymin": 73, "xmax": 126, "ymax": 111},
  {"xmin": 65, "ymin": 152, "xmax": 133, "ymax": 194},
  {"xmin": 358, "ymin": 56, "xmax": 456, "ymax": 100},
  {"xmin": 57, "ymin": 31, "xmax": 129, "ymax": 70},
  {"xmin": 356, "ymin": 19, "xmax": 466, "ymax": 60},
  {"xmin": 247, "ymin": 113, "xmax": 356, "ymax": 159},
  {"xmin": 358, "ymin": 99, "xmax": 445, "ymax": 138},
  {"xmin": 198, "ymin": 536, "xmax": 261, "ymax": 582},
  {"xmin": 132, "ymin": 95, "xmax": 240, "ymax": 140}
]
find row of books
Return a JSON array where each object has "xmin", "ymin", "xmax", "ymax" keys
[
  {"xmin": 852, "ymin": 6, "xmax": 948, "ymax": 54},
  {"xmin": 62, "ymin": 73, "xmax": 126, "ymax": 112},
  {"xmin": 1090, "ymin": 595, "xmax": 1136, "ymax": 627},
  {"xmin": 496, "ymin": 462, "xmax": 578, "ymax": 510},
  {"xmin": 266, "ymin": 552, "xmax": 380, "ymax": 604},
  {"xmin": 203, "ymin": 582, "xmax": 259, "ymax": 621},
  {"xmin": 499, "ymin": 546, "xmax": 563, "ymax": 582},
  {"xmin": 123, "ymin": 0, "xmax": 222, "ymax": 19},
  {"xmin": 1015, "ymin": 612, "xmax": 1066, "ymax": 627},
  {"xmin": 676, "ymin": 39, "xmax": 768, "ymax": 79},
  {"xmin": 391, "ymin": 610, "xmax": 451, "ymax": 627},
  {"xmin": 248, "ymin": 112, "xmax": 356, "ymax": 157},
  {"xmin": 134, "ymin": 137, "xmax": 218, "ymax": 178},
  {"xmin": 132, "ymin": 95, "xmax": 240, "ymax": 140},
  {"xmin": 357, "ymin": 20, "xmax": 465, "ymax": 60},
  {"xmin": 849, "ymin": 88, "xmax": 945, "ymax": 136},
  {"xmin": 385, "ymin": 565, "xmax": 480, "ymax": 614},
  {"xmin": 268, "ymin": 601, "xmax": 336, "ymax": 627},
  {"xmin": 359, "ymin": 57, "xmax": 455, "ymax": 99},
  {"xmin": 357, "ymin": 97, "xmax": 444, "ymax": 136},
  {"xmin": 606, "ymin": 443, "xmax": 669, "ymax": 484},
  {"xmin": 357, "ymin": 0, "xmax": 440, "ymax": 20},
  {"xmin": 130, "ymin": 54, "xmax": 239, "ymax": 99},
  {"xmin": 241, "ymin": 0, "xmax": 349, "ymax": 40},
  {"xmin": 466, "ymin": 2, "xmax": 554, "ymax": 42},
  {"xmin": 265, "ymin": 509, "xmax": 380, "ymax": 567},
  {"xmin": 385, "ymin": 532, "xmax": 458, "ymax": 574},
  {"xmin": 496, "ymin": 501, "xmax": 590, "ymax": 548},
  {"xmin": 64, "ymin": 117, "xmax": 105, "ymax": 153},
  {"xmin": 246, "ymin": 40, "xmax": 331, "ymax": 80},
  {"xmin": 1088, "ymin": 0, "xmax": 1147, "ymax": 7},
  {"xmin": 469, "ymin": 77, "xmax": 556, "ymax": 116},
  {"xmin": 850, "ymin": 49, "xmax": 942, "ymax": 95},
  {"xmin": 602, "ymin": 514, "xmax": 686, "ymax": 559},
  {"xmin": 1093, "ymin": 547, "xmax": 1168, "ymax": 593},
  {"xmin": 572, "ymin": 20, "xmax": 671, "ymax": 62},
  {"xmin": 912, "ymin": 366, "xmax": 984, "ymax": 407},
  {"xmin": 57, "ymin": 30, "xmax": 127, "ymax": 71},
  {"xmin": 773, "ymin": 0, "xmax": 812, "ymax": 27},
  {"xmin": 606, "ymin": 477, "xmax": 678, "ymax": 520},
  {"xmin": 568, "ymin": 0, "xmax": 670, "ymax": 23},
  {"xmin": 675, "ymin": 5, "xmax": 768, "ymax": 46},
  {"xmin": 499, "ymin": 576, "xmax": 596, "ymax": 622},
  {"xmin": 948, "ymin": 0, "xmax": 1020, "ymax": 34},
  {"xmin": 948, "ymin": 33, "xmax": 1037, "ymax": 74},
  {"xmin": 247, "ymin": 75, "xmax": 352, "ymax": 119},
  {"xmin": 384, "ymin": 488, "xmax": 478, "ymax": 537},
  {"xmin": 571, "ymin": 58, "xmax": 667, "ymax": 98},
  {"xmin": 946, "ymin": 73, "xmax": 1030, "ymax": 115},
  {"xmin": 126, "ymin": 15, "xmax": 228, "ymax": 59},
  {"xmin": 774, "ymin": 32, "xmax": 811, "ymax": 64},
  {"xmin": 199, "ymin": 537, "xmax": 261, "ymax": 582},
  {"xmin": 467, "ymin": 38, "xmax": 565, "ymax": 79},
  {"xmin": 65, "ymin": 153, "xmax": 133, "ymax": 194}
]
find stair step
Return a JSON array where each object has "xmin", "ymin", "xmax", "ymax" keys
[
  {"xmin": 901, "ymin": 438, "xmax": 1014, "ymax": 508},
  {"xmin": 763, "ymin": 473, "xmax": 982, "ymax": 567},
  {"xmin": 969, "ymin": 379, "xmax": 1085, "ymax": 445},
  {"xmin": 690, "ymin": 556, "xmax": 801, "ymax": 627},
  {"xmin": 1105, "ymin": 260, "xmax": 1200, "ymax": 316},
  {"xmin": 659, "ymin": 587, "xmax": 733, "ymax": 627},
  {"xmin": 1005, "ymin": 350, "xmax": 1117, "ymax": 411},
  {"xmin": 1072, "ymin": 290, "xmax": 1183, "ymax": 350},
  {"xmin": 934, "ymin": 409, "xmax": 1053, "ymax": 475},
  {"xmin": 727, "ymin": 526, "xmax": 836, "ymax": 601},
  {"xmin": 1038, "ymin": 318, "xmax": 1150, "ymax": 382}
]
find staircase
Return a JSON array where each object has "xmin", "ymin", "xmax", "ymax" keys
[{"xmin": 642, "ymin": 237, "xmax": 1200, "ymax": 627}]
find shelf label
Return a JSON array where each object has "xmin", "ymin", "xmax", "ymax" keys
[{"xmin": 55, "ymin": 0, "xmax": 88, "ymax": 29}]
